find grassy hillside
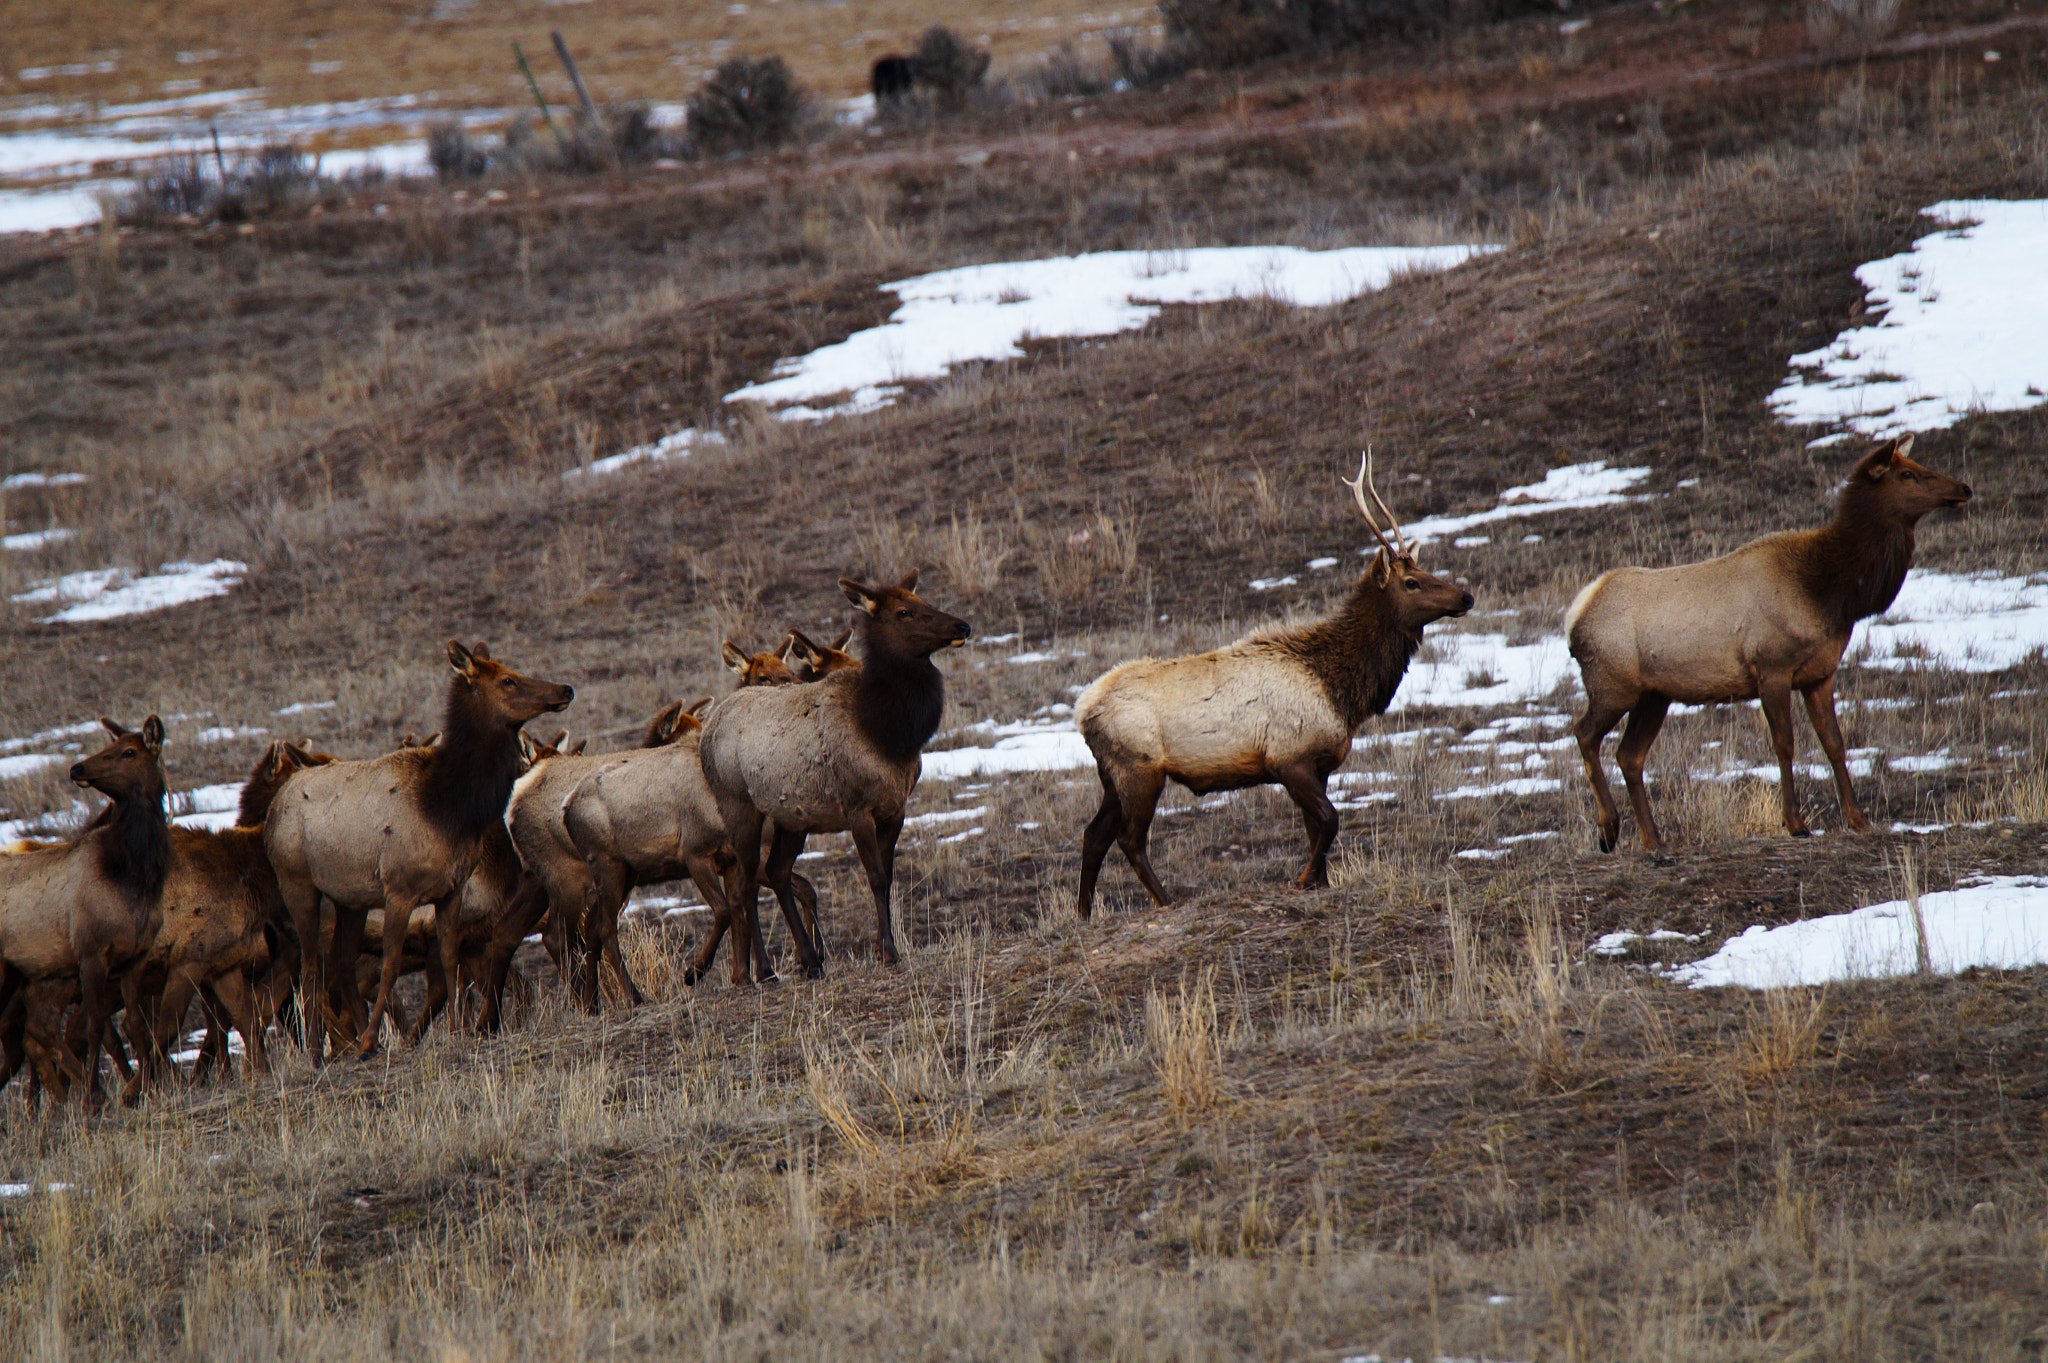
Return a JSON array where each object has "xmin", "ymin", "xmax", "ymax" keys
[{"xmin": 2, "ymin": 0, "xmax": 2047, "ymax": 1355}]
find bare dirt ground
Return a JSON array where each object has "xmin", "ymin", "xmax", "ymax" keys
[{"xmin": 2, "ymin": 0, "xmax": 2048, "ymax": 1356}]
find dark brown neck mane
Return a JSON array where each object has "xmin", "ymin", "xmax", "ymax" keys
[
  {"xmin": 849, "ymin": 617, "xmax": 946, "ymax": 764},
  {"xmin": 1794, "ymin": 477, "xmax": 1921, "ymax": 632},
  {"xmin": 91, "ymin": 780, "xmax": 171, "ymax": 907},
  {"xmin": 419, "ymin": 674, "xmax": 526, "ymax": 845},
  {"xmin": 1267, "ymin": 577, "xmax": 1422, "ymax": 730}
]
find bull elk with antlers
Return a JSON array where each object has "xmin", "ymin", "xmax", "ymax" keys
[
  {"xmin": 1567, "ymin": 436, "xmax": 1971, "ymax": 851},
  {"xmin": 1075, "ymin": 454, "xmax": 1473, "ymax": 915}
]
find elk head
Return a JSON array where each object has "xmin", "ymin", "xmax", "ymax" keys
[
  {"xmin": 840, "ymin": 570, "xmax": 971, "ymax": 658},
  {"xmin": 1852, "ymin": 435, "xmax": 1973, "ymax": 520},
  {"xmin": 448, "ymin": 640, "xmax": 576, "ymax": 727},
  {"xmin": 1341, "ymin": 450, "xmax": 1474, "ymax": 626},
  {"xmin": 788, "ymin": 626, "xmax": 860, "ymax": 680},
  {"xmin": 71, "ymin": 715, "xmax": 167, "ymax": 802},
  {"xmin": 722, "ymin": 638, "xmax": 799, "ymax": 688}
]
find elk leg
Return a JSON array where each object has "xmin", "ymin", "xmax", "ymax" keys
[
  {"xmin": 1573, "ymin": 697, "xmax": 1631, "ymax": 853},
  {"xmin": 278, "ymin": 876, "xmax": 329, "ymax": 1065},
  {"xmin": 73, "ymin": 954, "xmax": 116, "ymax": 1110},
  {"xmin": 432, "ymin": 889, "xmax": 467, "ymax": 1035},
  {"xmin": 1273, "ymin": 760, "xmax": 1340, "ymax": 889},
  {"xmin": 476, "ymin": 875, "xmax": 549, "ymax": 1033},
  {"xmin": 679, "ymin": 851, "xmax": 735, "ymax": 983},
  {"xmin": 587, "ymin": 855, "xmax": 643, "ymax": 1009},
  {"xmin": 725, "ymin": 806, "xmax": 770, "ymax": 986},
  {"xmin": 790, "ymin": 871, "xmax": 822, "ymax": 962},
  {"xmin": 764, "ymin": 825, "xmax": 822, "ymax": 978},
  {"xmin": 1614, "ymin": 694, "xmax": 1671, "ymax": 852},
  {"xmin": 1802, "ymin": 676, "xmax": 1872, "ymax": 832},
  {"xmin": 1757, "ymin": 673, "xmax": 1810, "ymax": 837},
  {"xmin": 683, "ymin": 858, "xmax": 740, "ymax": 988},
  {"xmin": 356, "ymin": 897, "xmax": 421, "ymax": 1058},
  {"xmin": 1114, "ymin": 768, "xmax": 1173, "ymax": 908},
  {"xmin": 843, "ymin": 812, "xmax": 900, "ymax": 968},
  {"xmin": 208, "ymin": 970, "xmax": 271, "ymax": 1077},
  {"xmin": 1077, "ymin": 767, "xmax": 1126, "ymax": 920},
  {"xmin": 408, "ymin": 952, "xmax": 447, "ymax": 1045},
  {"xmin": 0, "ymin": 967, "xmax": 29, "ymax": 1095},
  {"xmin": 330, "ymin": 900, "xmax": 374, "ymax": 1050}
]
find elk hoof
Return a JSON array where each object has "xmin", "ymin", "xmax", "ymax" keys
[
  {"xmin": 803, "ymin": 963, "xmax": 826, "ymax": 981},
  {"xmin": 1790, "ymin": 827, "xmax": 1814, "ymax": 839},
  {"xmin": 680, "ymin": 966, "xmax": 705, "ymax": 988}
]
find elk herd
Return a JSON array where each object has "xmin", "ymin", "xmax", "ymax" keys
[{"xmin": 0, "ymin": 437, "xmax": 1971, "ymax": 1109}]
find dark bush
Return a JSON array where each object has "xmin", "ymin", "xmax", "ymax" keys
[
  {"xmin": 686, "ymin": 56, "xmax": 807, "ymax": 154},
  {"xmin": 912, "ymin": 25, "xmax": 992, "ymax": 112},
  {"xmin": 1027, "ymin": 42, "xmax": 1113, "ymax": 100},
  {"xmin": 428, "ymin": 122, "xmax": 490, "ymax": 181},
  {"xmin": 1158, "ymin": 0, "xmax": 1541, "ymax": 70},
  {"xmin": 1106, "ymin": 31, "xmax": 1193, "ymax": 88}
]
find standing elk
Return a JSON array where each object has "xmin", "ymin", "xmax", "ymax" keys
[
  {"xmin": 1567, "ymin": 436, "xmax": 1971, "ymax": 851},
  {"xmin": 0, "ymin": 717, "xmax": 171, "ymax": 1106},
  {"xmin": 264, "ymin": 641, "xmax": 573, "ymax": 1061},
  {"xmin": 700, "ymin": 572, "xmax": 971, "ymax": 982},
  {"xmin": 1075, "ymin": 455, "xmax": 1473, "ymax": 916}
]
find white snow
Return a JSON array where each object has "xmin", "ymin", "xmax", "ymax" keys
[
  {"xmin": 275, "ymin": 700, "xmax": 336, "ymax": 716},
  {"xmin": 1669, "ymin": 876, "xmax": 2048, "ymax": 988},
  {"xmin": 1771, "ymin": 200, "xmax": 2048, "ymax": 438},
  {"xmin": 1389, "ymin": 630, "xmax": 1575, "ymax": 711},
  {"xmin": 12, "ymin": 559, "xmax": 246, "ymax": 623},
  {"xmin": 0, "ymin": 753, "xmax": 67, "ymax": 781},
  {"xmin": 2, "ymin": 528, "xmax": 75, "ymax": 551},
  {"xmin": 1, "ymin": 471, "xmax": 89, "ymax": 491},
  {"xmin": 726, "ymin": 246, "xmax": 1494, "ymax": 416},
  {"xmin": 1397, "ymin": 461, "xmax": 1654, "ymax": 545},
  {"xmin": 561, "ymin": 427, "xmax": 725, "ymax": 478},
  {"xmin": 923, "ymin": 724, "xmax": 1095, "ymax": 779},
  {"xmin": 1855, "ymin": 570, "xmax": 2048, "ymax": 672},
  {"xmin": 172, "ymin": 783, "xmax": 244, "ymax": 830},
  {"xmin": 193, "ymin": 726, "xmax": 267, "ymax": 744}
]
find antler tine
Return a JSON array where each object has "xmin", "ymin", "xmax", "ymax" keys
[
  {"xmin": 1340, "ymin": 449, "xmax": 1398, "ymax": 558},
  {"xmin": 1362, "ymin": 446, "xmax": 1413, "ymax": 559}
]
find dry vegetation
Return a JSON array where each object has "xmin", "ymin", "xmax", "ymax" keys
[{"xmin": 4, "ymin": 0, "xmax": 2048, "ymax": 1355}]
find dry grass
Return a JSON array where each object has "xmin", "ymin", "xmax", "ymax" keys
[{"xmin": 5, "ymin": 6, "xmax": 2048, "ymax": 1354}]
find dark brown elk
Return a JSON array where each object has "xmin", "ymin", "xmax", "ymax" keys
[
  {"xmin": 0, "ymin": 717, "xmax": 171, "ymax": 1105},
  {"xmin": 700, "ymin": 571, "xmax": 971, "ymax": 982},
  {"xmin": 120, "ymin": 741, "xmax": 337, "ymax": 1098},
  {"xmin": 788, "ymin": 627, "xmax": 859, "ymax": 681},
  {"xmin": 1075, "ymin": 455, "xmax": 1473, "ymax": 916},
  {"xmin": 1567, "ymin": 437, "xmax": 1971, "ymax": 851},
  {"xmin": 263, "ymin": 641, "xmax": 573, "ymax": 1061},
  {"xmin": 871, "ymin": 53, "xmax": 918, "ymax": 102}
]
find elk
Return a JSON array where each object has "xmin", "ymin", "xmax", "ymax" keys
[
  {"xmin": 263, "ymin": 641, "xmax": 573, "ymax": 1061},
  {"xmin": 0, "ymin": 717, "xmax": 171, "ymax": 1105},
  {"xmin": 788, "ymin": 627, "xmax": 859, "ymax": 681},
  {"xmin": 722, "ymin": 637, "xmax": 799, "ymax": 688},
  {"xmin": 1075, "ymin": 454, "xmax": 1473, "ymax": 916},
  {"xmin": 1567, "ymin": 437, "xmax": 1971, "ymax": 851},
  {"xmin": 700, "ymin": 571, "xmax": 971, "ymax": 982}
]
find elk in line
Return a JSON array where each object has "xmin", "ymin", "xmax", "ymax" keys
[
  {"xmin": 115, "ymin": 740, "xmax": 328, "ymax": 1099},
  {"xmin": 1075, "ymin": 454, "xmax": 1474, "ymax": 916},
  {"xmin": 700, "ymin": 571, "xmax": 971, "ymax": 983},
  {"xmin": 1567, "ymin": 437, "xmax": 1971, "ymax": 851},
  {"xmin": 0, "ymin": 717, "xmax": 172, "ymax": 1106},
  {"xmin": 264, "ymin": 641, "xmax": 574, "ymax": 1061},
  {"xmin": 723, "ymin": 636, "xmax": 799, "ymax": 688},
  {"xmin": 788, "ymin": 627, "xmax": 859, "ymax": 681}
]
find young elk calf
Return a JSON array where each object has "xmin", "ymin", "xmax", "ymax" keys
[
  {"xmin": 1076, "ymin": 455, "xmax": 1473, "ymax": 916},
  {"xmin": 700, "ymin": 572, "xmax": 970, "ymax": 981},
  {"xmin": 1568, "ymin": 437, "xmax": 1970, "ymax": 851}
]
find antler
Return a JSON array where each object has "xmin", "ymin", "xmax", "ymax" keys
[{"xmin": 1340, "ymin": 447, "xmax": 1411, "ymax": 559}]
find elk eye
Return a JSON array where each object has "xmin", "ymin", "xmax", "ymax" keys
[
  {"xmin": 1404, "ymin": 579, "xmax": 1420, "ymax": 591},
  {"xmin": 897, "ymin": 608, "xmax": 912, "ymax": 619}
]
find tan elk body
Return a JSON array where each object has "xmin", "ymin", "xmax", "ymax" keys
[
  {"xmin": 1075, "ymin": 455, "xmax": 1473, "ymax": 915},
  {"xmin": 700, "ymin": 572, "xmax": 971, "ymax": 981},
  {"xmin": 263, "ymin": 642, "xmax": 573, "ymax": 1059},
  {"xmin": 1567, "ymin": 437, "xmax": 1971, "ymax": 850}
]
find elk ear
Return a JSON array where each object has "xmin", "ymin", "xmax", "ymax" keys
[
  {"xmin": 567, "ymin": 738, "xmax": 587, "ymax": 756},
  {"xmin": 776, "ymin": 631, "xmax": 797, "ymax": 661},
  {"xmin": 472, "ymin": 642, "xmax": 492, "ymax": 660},
  {"xmin": 100, "ymin": 716, "xmax": 128, "ymax": 739},
  {"xmin": 720, "ymin": 640, "xmax": 749, "ymax": 673},
  {"xmin": 1857, "ymin": 440, "xmax": 1901, "ymax": 480},
  {"xmin": 448, "ymin": 639, "xmax": 479, "ymax": 679},
  {"xmin": 686, "ymin": 698, "xmax": 712, "ymax": 718},
  {"xmin": 830, "ymin": 627, "xmax": 852, "ymax": 650},
  {"xmin": 897, "ymin": 567, "xmax": 920, "ymax": 592},
  {"xmin": 1368, "ymin": 548, "xmax": 1393, "ymax": 587},
  {"xmin": 840, "ymin": 579, "xmax": 883, "ymax": 614},
  {"xmin": 518, "ymin": 730, "xmax": 540, "ymax": 764},
  {"xmin": 787, "ymin": 629, "xmax": 821, "ymax": 667},
  {"xmin": 140, "ymin": 715, "xmax": 164, "ymax": 756}
]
